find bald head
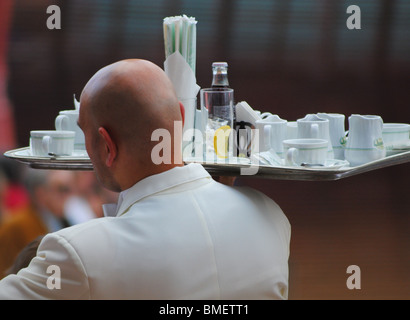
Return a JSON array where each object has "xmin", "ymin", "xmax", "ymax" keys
[
  {"xmin": 81, "ymin": 59, "xmax": 181, "ymax": 150},
  {"xmin": 79, "ymin": 59, "xmax": 184, "ymax": 191}
]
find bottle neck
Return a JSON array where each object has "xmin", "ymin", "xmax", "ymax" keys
[{"xmin": 212, "ymin": 67, "xmax": 229, "ymax": 88}]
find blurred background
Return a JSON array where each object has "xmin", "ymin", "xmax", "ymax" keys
[{"xmin": 0, "ymin": 0, "xmax": 409, "ymax": 299}]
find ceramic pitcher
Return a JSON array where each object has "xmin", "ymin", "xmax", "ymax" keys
[
  {"xmin": 317, "ymin": 113, "xmax": 346, "ymax": 160},
  {"xmin": 297, "ymin": 114, "xmax": 334, "ymax": 159},
  {"xmin": 255, "ymin": 114, "xmax": 287, "ymax": 157},
  {"xmin": 344, "ymin": 114, "xmax": 386, "ymax": 166}
]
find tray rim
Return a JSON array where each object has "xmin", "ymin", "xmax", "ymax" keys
[
  {"xmin": 3, "ymin": 147, "xmax": 93, "ymax": 170},
  {"xmin": 4, "ymin": 146, "xmax": 410, "ymax": 181}
]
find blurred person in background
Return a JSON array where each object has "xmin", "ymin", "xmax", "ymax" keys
[
  {"xmin": 0, "ymin": 169, "xmax": 75, "ymax": 279},
  {"xmin": 64, "ymin": 171, "xmax": 118, "ymax": 225},
  {"xmin": 0, "ymin": 158, "xmax": 29, "ymax": 219},
  {"xmin": 5, "ymin": 235, "xmax": 44, "ymax": 276},
  {"xmin": 0, "ymin": 165, "xmax": 7, "ymax": 220}
]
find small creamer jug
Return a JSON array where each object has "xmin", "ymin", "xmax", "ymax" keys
[{"xmin": 344, "ymin": 114, "xmax": 386, "ymax": 166}]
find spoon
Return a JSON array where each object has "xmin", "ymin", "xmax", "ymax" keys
[{"xmin": 301, "ymin": 163, "xmax": 324, "ymax": 167}]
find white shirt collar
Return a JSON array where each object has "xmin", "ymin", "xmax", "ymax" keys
[{"xmin": 102, "ymin": 163, "xmax": 210, "ymax": 217}]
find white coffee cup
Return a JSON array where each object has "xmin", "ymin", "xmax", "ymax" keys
[
  {"xmin": 55, "ymin": 110, "xmax": 85, "ymax": 150},
  {"xmin": 297, "ymin": 114, "xmax": 334, "ymax": 159},
  {"xmin": 30, "ymin": 130, "xmax": 75, "ymax": 156},
  {"xmin": 382, "ymin": 123, "xmax": 410, "ymax": 147},
  {"xmin": 283, "ymin": 138, "xmax": 328, "ymax": 166},
  {"xmin": 255, "ymin": 114, "xmax": 287, "ymax": 157},
  {"xmin": 317, "ymin": 113, "xmax": 346, "ymax": 160}
]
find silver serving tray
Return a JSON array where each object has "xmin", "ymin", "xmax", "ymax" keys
[
  {"xmin": 4, "ymin": 147, "xmax": 92, "ymax": 170},
  {"xmin": 4, "ymin": 147, "xmax": 410, "ymax": 181}
]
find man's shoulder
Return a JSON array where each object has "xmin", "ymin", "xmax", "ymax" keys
[
  {"xmin": 211, "ymin": 181, "xmax": 274, "ymax": 202},
  {"xmin": 199, "ymin": 180, "xmax": 283, "ymax": 215},
  {"xmin": 52, "ymin": 216, "xmax": 116, "ymax": 243}
]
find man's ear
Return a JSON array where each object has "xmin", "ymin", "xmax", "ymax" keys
[
  {"xmin": 179, "ymin": 101, "xmax": 185, "ymax": 126},
  {"xmin": 98, "ymin": 127, "xmax": 117, "ymax": 167}
]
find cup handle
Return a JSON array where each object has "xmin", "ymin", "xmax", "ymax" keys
[
  {"xmin": 310, "ymin": 123, "xmax": 319, "ymax": 138},
  {"xmin": 55, "ymin": 114, "xmax": 69, "ymax": 131},
  {"xmin": 261, "ymin": 112, "xmax": 272, "ymax": 119},
  {"xmin": 285, "ymin": 147, "xmax": 298, "ymax": 166},
  {"xmin": 42, "ymin": 136, "xmax": 52, "ymax": 155}
]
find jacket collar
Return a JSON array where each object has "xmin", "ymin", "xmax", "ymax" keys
[{"xmin": 102, "ymin": 163, "xmax": 210, "ymax": 217}]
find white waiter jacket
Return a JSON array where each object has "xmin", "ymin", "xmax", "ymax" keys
[{"xmin": 0, "ymin": 163, "xmax": 290, "ymax": 299}]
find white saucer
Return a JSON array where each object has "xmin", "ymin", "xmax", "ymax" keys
[
  {"xmin": 385, "ymin": 140, "xmax": 410, "ymax": 156},
  {"xmin": 15, "ymin": 148, "xmax": 89, "ymax": 159}
]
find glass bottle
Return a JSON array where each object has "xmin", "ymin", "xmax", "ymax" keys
[
  {"xmin": 201, "ymin": 62, "xmax": 234, "ymax": 160},
  {"xmin": 209, "ymin": 61, "xmax": 233, "ymax": 127},
  {"xmin": 211, "ymin": 62, "xmax": 229, "ymax": 89},
  {"xmin": 211, "ymin": 62, "xmax": 241, "ymax": 157}
]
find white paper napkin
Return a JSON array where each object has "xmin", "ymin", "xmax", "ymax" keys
[
  {"xmin": 164, "ymin": 51, "xmax": 200, "ymax": 100},
  {"xmin": 164, "ymin": 51, "xmax": 200, "ymax": 156}
]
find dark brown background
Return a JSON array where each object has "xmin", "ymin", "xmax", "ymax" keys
[{"xmin": 4, "ymin": 0, "xmax": 410, "ymax": 299}]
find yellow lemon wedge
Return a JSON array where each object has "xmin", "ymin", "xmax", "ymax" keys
[{"xmin": 213, "ymin": 125, "xmax": 232, "ymax": 159}]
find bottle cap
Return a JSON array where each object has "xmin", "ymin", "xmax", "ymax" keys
[{"xmin": 212, "ymin": 62, "xmax": 228, "ymax": 68}]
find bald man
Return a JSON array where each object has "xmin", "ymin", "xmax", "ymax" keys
[
  {"xmin": 78, "ymin": 59, "xmax": 185, "ymax": 191},
  {"xmin": 0, "ymin": 59, "xmax": 290, "ymax": 299}
]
